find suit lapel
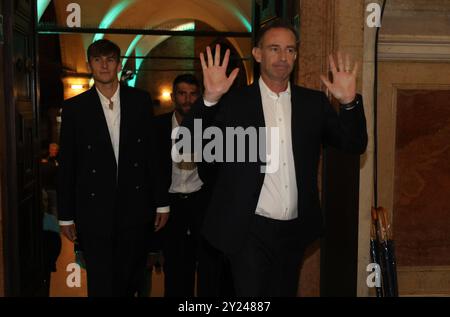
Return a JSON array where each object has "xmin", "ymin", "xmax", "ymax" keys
[
  {"xmin": 291, "ymin": 86, "xmax": 302, "ymax": 177},
  {"xmin": 291, "ymin": 86, "xmax": 299, "ymax": 149},
  {"xmin": 118, "ymin": 84, "xmax": 130, "ymax": 169},
  {"xmin": 88, "ymin": 87, "xmax": 117, "ymax": 161},
  {"xmin": 86, "ymin": 87, "xmax": 119, "ymax": 174},
  {"xmin": 249, "ymin": 81, "xmax": 267, "ymax": 190},
  {"xmin": 248, "ymin": 81, "xmax": 265, "ymax": 128}
]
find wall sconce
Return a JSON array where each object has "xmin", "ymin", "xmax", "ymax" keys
[
  {"xmin": 70, "ymin": 84, "xmax": 84, "ymax": 90},
  {"xmin": 161, "ymin": 89, "xmax": 171, "ymax": 101}
]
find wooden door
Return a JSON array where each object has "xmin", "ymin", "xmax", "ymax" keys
[{"xmin": 1, "ymin": 0, "xmax": 44, "ymax": 296}]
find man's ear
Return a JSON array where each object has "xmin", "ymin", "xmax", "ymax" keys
[
  {"xmin": 117, "ymin": 61, "xmax": 123, "ymax": 73},
  {"xmin": 252, "ymin": 47, "xmax": 262, "ymax": 63},
  {"xmin": 86, "ymin": 60, "xmax": 92, "ymax": 73}
]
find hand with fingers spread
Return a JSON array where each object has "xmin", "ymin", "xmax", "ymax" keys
[
  {"xmin": 200, "ymin": 44, "xmax": 240, "ymax": 103},
  {"xmin": 320, "ymin": 52, "xmax": 359, "ymax": 105}
]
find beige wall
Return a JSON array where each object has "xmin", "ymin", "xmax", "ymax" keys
[
  {"xmin": 296, "ymin": 0, "xmax": 370, "ymax": 296},
  {"xmin": 296, "ymin": 0, "xmax": 333, "ymax": 297}
]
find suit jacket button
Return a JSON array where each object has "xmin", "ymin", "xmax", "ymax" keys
[
  {"xmin": 137, "ymin": 138, "xmax": 142, "ymax": 143},
  {"xmin": 87, "ymin": 145, "xmax": 92, "ymax": 150},
  {"xmin": 92, "ymin": 169, "xmax": 96, "ymax": 174},
  {"xmin": 135, "ymin": 185, "xmax": 140, "ymax": 190},
  {"xmin": 134, "ymin": 163, "xmax": 138, "ymax": 168},
  {"xmin": 91, "ymin": 193, "xmax": 96, "ymax": 197}
]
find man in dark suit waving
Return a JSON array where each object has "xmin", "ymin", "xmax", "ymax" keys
[
  {"xmin": 57, "ymin": 39, "xmax": 169, "ymax": 296},
  {"xmin": 183, "ymin": 20, "xmax": 368, "ymax": 296}
]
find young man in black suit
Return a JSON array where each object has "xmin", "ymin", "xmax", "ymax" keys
[
  {"xmin": 57, "ymin": 39, "xmax": 169, "ymax": 297},
  {"xmin": 183, "ymin": 20, "xmax": 368, "ymax": 296}
]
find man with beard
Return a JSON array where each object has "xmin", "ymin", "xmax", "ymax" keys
[{"xmin": 154, "ymin": 74, "xmax": 230, "ymax": 296}]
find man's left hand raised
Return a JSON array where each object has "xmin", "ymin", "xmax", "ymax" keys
[{"xmin": 320, "ymin": 52, "xmax": 358, "ymax": 104}]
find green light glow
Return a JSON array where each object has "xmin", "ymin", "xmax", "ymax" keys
[
  {"xmin": 220, "ymin": 2, "xmax": 252, "ymax": 32},
  {"xmin": 119, "ymin": 34, "xmax": 143, "ymax": 79},
  {"xmin": 127, "ymin": 47, "xmax": 147, "ymax": 87},
  {"xmin": 126, "ymin": 22, "xmax": 195, "ymax": 87},
  {"xmin": 234, "ymin": 11, "xmax": 252, "ymax": 32},
  {"xmin": 93, "ymin": 0, "xmax": 136, "ymax": 42},
  {"xmin": 37, "ymin": 0, "xmax": 51, "ymax": 22}
]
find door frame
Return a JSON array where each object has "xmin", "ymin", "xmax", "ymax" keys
[
  {"xmin": 1, "ymin": 0, "xmax": 42, "ymax": 296},
  {"xmin": 1, "ymin": 0, "xmax": 21, "ymax": 296}
]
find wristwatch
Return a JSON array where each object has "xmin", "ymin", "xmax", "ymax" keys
[{"xmin": 340, "ymin": 94, "xmax": 362, "ymax": 110}]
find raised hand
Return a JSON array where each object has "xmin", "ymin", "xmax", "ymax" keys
[
  {"xmin": 320, "ymin": 52, "xmax": 358, "ymax": 104},
  {"xmin": 200, "ymin": 44, "xmax": 240, "ymax": 103}
]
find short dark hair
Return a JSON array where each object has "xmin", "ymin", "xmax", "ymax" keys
[
  {"xmin": 255, "ymin": 19, "xmax": 299, "ymax": 47},
  {"xmin": 172, "ymin": 74, "xmax": 200, "ymax": 93},
  {"xmin": 87, "ymin": 39, "xmax": 121, "ymax": 62}
]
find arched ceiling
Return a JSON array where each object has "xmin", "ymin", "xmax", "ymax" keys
[{"xmin": 41, "ymin": 0, "xmax": 253, "ymax": 77}]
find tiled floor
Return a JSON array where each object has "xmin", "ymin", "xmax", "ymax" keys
[{"xmin": 50, "ymin": 235, "xmax": 164, "ymax": 297}]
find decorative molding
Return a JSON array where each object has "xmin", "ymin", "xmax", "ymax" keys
[
  {"xmin": 379, "ymin": 35, "xmax": 450, "ymax": 62},
  {"xmin": 398, "ymin": 266, "xmax": 450, "ymax": 296}
]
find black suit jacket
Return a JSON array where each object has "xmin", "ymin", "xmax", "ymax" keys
[
  {"xmin": 183, "ymin": 82, "xmax": 368, "ymax": 254},
  {"xmin": 153, "ymin": 112, "xmax": 173, "ymax": 196},
  {"xmin": 57, "ymin": 85, "xmax": 169, "ymax": 238}
]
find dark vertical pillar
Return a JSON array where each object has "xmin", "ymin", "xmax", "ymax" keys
[{"xmin": 321, "ymin": 146, "xmax": 361, "ymax": 296}]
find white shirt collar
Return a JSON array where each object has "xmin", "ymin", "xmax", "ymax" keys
[
  {"xmin": 172, "ymin": 111, "xmax": 180, "ymax": 128},
  {"xmin": 96, "ymin": 84, "xmax": 120, "ymax": 109},
  {"xmin": 259, "ymin": 77, "xmax": 291, "ymax": 100}
]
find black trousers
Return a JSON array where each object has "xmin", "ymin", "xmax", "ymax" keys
[
  {"xmin": 42, "ymin": 230, "xmax": 62, "ymax": 296},
  {"xmin": 227, "ymin": 215, "xmax": 305, "ymax": 297},
  {"xmin": 81, "ymin": 224, "xmax": 151, "ymax": 297},
  {"xmin": 197, "ymin": 238, "xmax": 235, "ymax": 297},
  {"xmin": 162, "ymin": 190, "xmax": 205, "ymax": 297}
]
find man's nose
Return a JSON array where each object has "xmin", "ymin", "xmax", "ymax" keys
[
  {"xmin": 187, "ymin": 95, "xmax": 196, "ymax": 103},
  {"xmin": 279, "ymin": 49, "xmax": 287, "ymax": 61}
]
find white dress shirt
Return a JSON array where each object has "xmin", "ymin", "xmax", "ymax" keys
[
  {"xmin": 170, "ymin": 113, "xmax": 204, "ymax": 194},
  {"xmin": 254, "ymin": 78, "xmax": 298, "ymax": 220},
  {"xmin": 96, "ymin": 85, "xmax": 121, "ymax": 165},
  {"xmin": 204, "ymin": 77, "xmax": 298, "ymax": 221}
]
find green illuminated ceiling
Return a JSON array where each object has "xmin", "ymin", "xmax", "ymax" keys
[
  {"xmin": 93, "ymin": 0, "xmax": 137, "ymax": 42},
  {"xmin": 37, "ymin": 0, "xmax": 51, "ymax": 21}
]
